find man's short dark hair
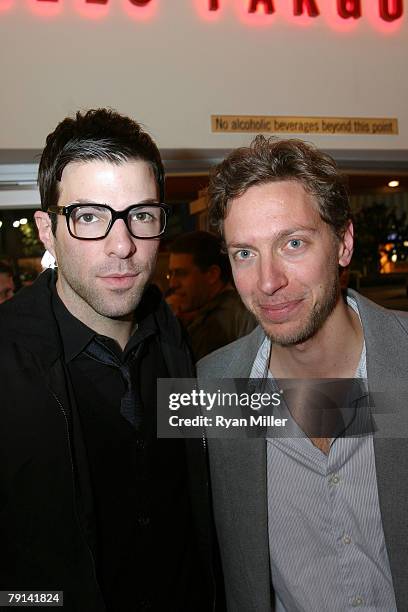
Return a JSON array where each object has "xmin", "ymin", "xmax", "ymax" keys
[
  {"xmin": 169, "ymin": 231, "xmax": 231, "ymax": 284},
  {"xmin": 208, "ymin": 135, "xmax": 351, "ymax": 239},
  {"xmin": 0, "ymin": 261, "xmax": 13, "ymax": 277},
  {"xmin": 38, "ymin": 108, "xmax": 165, "ymax": 232}
]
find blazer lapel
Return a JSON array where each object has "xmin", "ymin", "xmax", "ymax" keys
[{"xmin": 207, "ymin": 326, "xmax": 272, "ymax": 609}]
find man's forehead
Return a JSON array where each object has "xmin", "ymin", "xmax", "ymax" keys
[
  {"xmin": 57, "ymin": 158, "xmax": 158, "ymax": 206},
  {"xmin": 227, "ymin": 179, "xmax": 316, "ymax": 210},
  {"xmin": 224, "ymin": 180, "xmax": 323, "ymax": 241}
]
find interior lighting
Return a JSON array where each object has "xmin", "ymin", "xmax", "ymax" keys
[
  {"xmin": 0, "ymin": 221, "xmax": 2, "ymax": 228},
  {"xmin": 19, "ymin": 217, "xmax": 28, "ymax": 225},
  {"xmin": 404, "ymin": 241, "xmax": 408, "ymax": 247},
  {"xmin": 391, "ymin": 253, "xmax": 398, "ymax": 262},
  {"xmin": 12, "ymin": 220, "xmax": 20, "ymax": 228},
  {"xmin": 388, "ymin": 180, "xmax": 400, "ymax": 188}
]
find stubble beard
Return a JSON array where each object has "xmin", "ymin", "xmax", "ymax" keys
[
  {"xmin": 253, "ymin": 267, "xmax": 341, "ymax": 348},
  {"xmin": 57, "ymin": 259, "xmax": 155, "ymax": 321}
]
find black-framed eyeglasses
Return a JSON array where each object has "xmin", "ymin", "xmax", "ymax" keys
[{"xmin": 47, "ymin": 202, "xmax": 171, "ymax": 240}]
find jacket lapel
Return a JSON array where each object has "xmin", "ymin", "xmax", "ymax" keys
[{"xmin": 207, "ymin": 327, "xmax": 272, "ymax": 609}]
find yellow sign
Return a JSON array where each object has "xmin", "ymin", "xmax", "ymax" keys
[{"xmin": 211, "ymin": 115, "xmax": 398, "ymax": 135}]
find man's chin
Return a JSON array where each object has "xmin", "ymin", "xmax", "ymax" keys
[
  {"xmin": 258, "ymin": 304, "xmax": 336, "ymax": 347},
  {"xmin": 264, "ymin": 327, "xmax": 315, "ymax": 347},
  {"xmin": 258, "ymin": 320, "xmax": 308, "ymax": 347},
  {"xmin": 251, "ymin": 306, "xmax": 298, "ymax": 341},
  {"xmin": 178, "ymin": 303, "xmax": 197, "ymax": 314},
  {"xmin": 92, "ymin": 288, "xmax": 147, "ymax": 319}
]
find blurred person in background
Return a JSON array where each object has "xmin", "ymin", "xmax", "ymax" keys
[
  {"xmin": 0, "ymin": 261, "xmax": 15, "ymax": 304},
  {"xmin": 168, "ymin": 230, "xmax": 256, "ymax": 360}
]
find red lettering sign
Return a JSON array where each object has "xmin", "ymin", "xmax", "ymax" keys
[
  {"xmin": 209, "ymin": 0, "xmax": 403, "ymax": 21},
  {"xmin": 248, "ymin": 0, "xmax": 275, "ymax": 14},
  {"xmin": 379, "ymin": 0, "xmax": 403, "ymax": 21},
  {"xmin": 17, "ymin": 0, "xmax": 408, "ymax": 23},
  {"xmin": 337, "ymin": 0, "xmax": 361, "ymax": 18},
  {"xmin": 294, "ymin": 0, "xmax": 319, "ymax": 17},
  {"xmin": 37, "ymin": 0, "xmax": 152, "ymax": 3}
]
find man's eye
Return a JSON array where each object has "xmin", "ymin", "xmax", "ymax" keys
[
  {"xmin": 288, "ymin": 239, "xmax": 303, "ymax": 249},
  {"xmin": 73, "ymin": 206, "xmax": 108, "ymax": 224},
  {"xmin": 132, "ymin": 212, "xmax": 154, "ymax": 223},
  {"xmin": 78, "ymin": 213, "xmax": 98, "ymax": 224},
  {"xmin": 235, "ymin": 249, "xmax": 252, "ymax": 260}
]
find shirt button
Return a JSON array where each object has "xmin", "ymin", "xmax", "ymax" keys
[
  {"xmin": 330, "ymin": 474, "xmax": 340, "ymax": 484},
  {"xmin": 343, "ymin": 535, "xmax": 352, "ymax": 545},
  {"xmin": 351, "ymin": 596, "xmax": 364, "ymax": 607}
]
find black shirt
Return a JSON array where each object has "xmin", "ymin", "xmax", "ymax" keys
[{"xmin": 52, "ymin": 285, "xmax": 198, "ymax": 611}]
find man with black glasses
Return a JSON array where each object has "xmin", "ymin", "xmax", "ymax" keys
[{"xmin": 0, "ymin": 109, "xmax": 218, "ymax": 611}]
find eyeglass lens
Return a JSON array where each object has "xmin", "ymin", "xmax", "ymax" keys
[{"xmin": 69, "ymin": 205, "xmax": 166, "ymax": 239}]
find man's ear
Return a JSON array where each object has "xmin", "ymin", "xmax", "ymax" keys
[
  {"xmin": 205, "ymin": 264, "xmax": 222, "ymax": 285},
  {"xmin": 34, "ymin": 211, "xmax": 57, "ymax": 259},
  {"xmin": 338, "ymin": 220, "xmax": 354, "ymax": 268}
]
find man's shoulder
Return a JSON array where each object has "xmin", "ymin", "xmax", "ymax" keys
[
  {"xmin": 0, "ymin": 270, "xmax": 54, "ymax": 329},
  {"xmin": 348, "ymin": 289, "xmax": 408, "ymax": 385},
  {"xmin": 348, "ymin": 288, "xmax": 408, "ymax": 333},
  {"xmin": 197, "ymin": 325, "xmax": 264, "ymax": 378},
  {"xmin": 0, "ymin": 270, "xmax": 62, "ymax": 368}
]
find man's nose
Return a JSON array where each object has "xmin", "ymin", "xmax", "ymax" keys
[
  {"xmin": 168, "ymin": 273, "xmax": 179, "ymax": 289},
  {"xmin": 104, "ymin": 219, "xmax": 136, "ymax": 258},
  {"xmin": 257, "ymin": 254, "xmax": 288, "ymax": 295}
]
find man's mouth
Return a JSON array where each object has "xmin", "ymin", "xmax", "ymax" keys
[
  {"xmin": 258, "ymin": 299, "xmax": 304, "ymax": 322},
  {"xmin": 98, "ymin": 273, "xmax": 140, "ymax": 289}
]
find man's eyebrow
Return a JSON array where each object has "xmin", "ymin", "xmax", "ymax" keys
[
  {"xmin": 131, "ymin": 198, "xmax": 161, "ymax": 205},
  {"xmin": 72, "ymin": 198, "xmax": 160, "ymax": 205},
  {"xmin": 226, "ymin": 227, "xmax": 317, "ymax": 249}
]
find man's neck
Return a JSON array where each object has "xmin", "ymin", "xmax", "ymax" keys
[
  {"xmin": 269, "ymin": 298, "xmax": 364, "ymax": 380},
  {"xmin": 56, "ymin": 279, "xmax": 133, "ymax": 351}
]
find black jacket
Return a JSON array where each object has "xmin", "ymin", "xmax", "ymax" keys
[{"xmin": 0, "ymin": 270, "xmax": 218, "ymax": 611}]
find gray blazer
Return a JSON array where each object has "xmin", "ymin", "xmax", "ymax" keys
[{"xmin": 198, "ymin": 290, "xmax": 408, "ymax": 611}]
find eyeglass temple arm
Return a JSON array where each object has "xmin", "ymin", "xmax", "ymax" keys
[{"xmin": 47, "ymin": 206, "xmax": 67, "ymax": 216}]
